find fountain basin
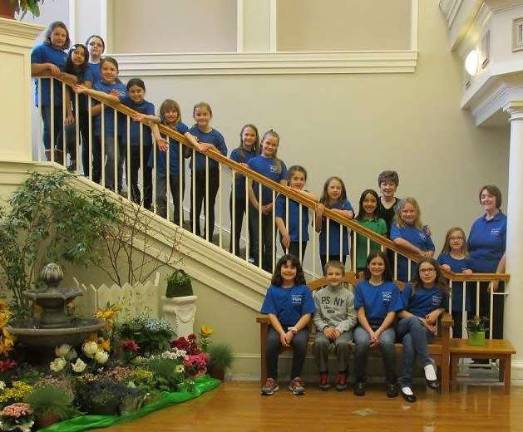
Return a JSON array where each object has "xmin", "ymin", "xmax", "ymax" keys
[{"xmin": 7, "ymin": 318, "xmax": 105, "ymax": 348}]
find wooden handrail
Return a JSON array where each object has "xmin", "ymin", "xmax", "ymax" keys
[{"xmin": 46, "ymin": 76, "xmax": 510, "ymax": 284}]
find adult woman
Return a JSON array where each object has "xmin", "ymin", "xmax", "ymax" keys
[{"xmin": 468, "ymin": 185, "xmax": 507, "ymax": 339}]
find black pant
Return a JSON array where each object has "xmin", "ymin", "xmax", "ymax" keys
[
  {"xmin": 249, "ymin": 204, "xmax": 275, "ymax": 272},
  {"xmin": 266, "ymin": 326, "xmax": 309, "ymax": 380},
  {"xmin": 77, "ymin": 110, "xmax": 92, "ymax": 177},
  {"xmin": 280, "ymin": 241, "xmax": 307, "ymax": 262},
  {"xmin": 229, "ymin": 195, "xmax": 252, "ymax": 257},
  {"xmin": 129, "ymin": 145, "xmax": 152, "ymax": 209},
  {"xmin": 320, "ymin": 254, "xmax": 347, "ymax": 274},
  {"xmin": 190, "ymin": 168, "xmax": 220, "ymax": 240},
  {"xmin": 157, "ymin": 171, "xmax": 185, "ymax": 225}
]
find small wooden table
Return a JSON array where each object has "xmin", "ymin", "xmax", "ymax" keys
[{"xmin": 449, "ymin": 338, "xmax": 516, "ymax": 394}]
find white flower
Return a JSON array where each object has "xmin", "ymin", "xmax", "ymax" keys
[
  {"xmin": 94, "ymin": 349, "xmax": 109, "ymax": 364},
  {"xmin": 175, "ymin": 364, "xmax": 185, "ymax": 374},
  {"xmin": 0, "ymin": 381, "xmax": 5, "ymax": 391},
  {"xmin": 71, "ymin": 358, "xmax": 87, "ymax": 373},
  {"xmin": 50, "ymin": 357, "xmax": 67, "ymax": 373},
  {"xmin": 66, "ymin": 348, "xmax": 78, "ymax": 361},
  {"xmin": 169, "ymin": 348, "xmax": 187, "ymax": 359},
  {"xmin": 82, "ymin": 341, "xmax": 99, "ymax": 358},
  {"xmin": 55, "ymin": 344, "xmax": 71, "ymax": 358}
]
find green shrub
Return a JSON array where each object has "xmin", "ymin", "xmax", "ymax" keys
[
  {"xmin": 165, "ymin": 270, "xmax": 193, "ymax": 298},
  {"xmin": 25, "ymin": 385, "xmax": 80, "ymax": 420},
  {"xmin": 208, "ymin": 342, "xmax": 234, "ymax": 370}
]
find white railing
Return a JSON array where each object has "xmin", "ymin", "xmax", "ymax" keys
[{"xmin": 32, "ymin": 76, "xmax": 509, "ymax": 340}]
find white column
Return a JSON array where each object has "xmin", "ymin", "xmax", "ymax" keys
[
  {"xmin": 0, "ymin": 18, "xmax": 43, "ymax": 162},
  {"xmin": 240, "ymin": 0, "xmax": 274, "ymax": 52},
  {"xmin": 503, "ymin": 101, "xmax": 523, "ymax": 376}
]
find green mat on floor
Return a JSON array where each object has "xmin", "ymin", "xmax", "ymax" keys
[{"xmin": 39, "ymin": 376, "xmax": 221, "ymax": 432}]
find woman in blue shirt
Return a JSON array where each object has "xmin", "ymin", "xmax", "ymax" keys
[
  {"xmin": 468, "ymin": 185, "xmax": 507, "ymax": 339},
  {"xmin": 31, "ymin": 21, "xmax": 70, "ymax": 162},
  {"xmin": 397, "ymin": 258, "xmax": 448, "ymax": 402},
  {"xmin": 353, "ymin": 251, "xmax": 402, "ymax": 398},
  {"xmin": 260, "ymin": 254, "xmax": 315, "ymax": 396},
  {"xmin": 390, "ymin": 197, "xmax": 435, "ymax": 282}
]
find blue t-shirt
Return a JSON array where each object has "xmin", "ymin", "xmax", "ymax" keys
[
  {"xmin": 247, "ymin": 156, "xmax": 287, "ymax": 205},
  {"xmin": 188, "ymin": 127, "xmax": 227, "ymax": 172},
  {"xmin": 68, "ymin": 67, "xmax": 94, "ymax": 112},
  {"xmin": 275, "ymin": 194, "xmax": 309, "ymax": 242},
  {"xmin": 402, "ymin": 284, "xmax": 448, "ymax": 318},
  {"xmin": 31, "ymin": 43, "xmax": 67, "ymax": 107},
  {"xmin": 260, "ymin": 284, "xmax": 316, "ymax": 327},
  {"xmin": 390, "ymin": 223, "xmax": 435, "ymax": 282},
  {"xmin": 87, "ymin": 62, "xmax": 102, "ymax": 84},
  {"xmin": 93, "ymin": 80, "xmax": 127, "ymax": 137},
  {"xmin": 230, "ymin": 147, "xmax": 257, "ymax": 199},
  {"xmin": 153, "ymin": 122, "xmax": 189, "ymax": 175},
  {"xmin": 319, "ymin": 200, "xmax": 354, "ymax": 256},
  {"xmin": 437, "ymin": 254, "xmax": 472, "ymax": 312},
  {"xmin": 354, "ymin": 280, "xmax": 403, "ymax": 327},
  {"xmin": 120, "ymin": 97, "xmax": 155, "ymax": 147},
  {"xmin": 468, "ymin": 212, "xmax": 507, "ymax": 273}
]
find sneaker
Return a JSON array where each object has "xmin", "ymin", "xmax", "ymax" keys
[
  {"xmin": 289, "ymin": 377, "xmax": 305, "ymax": 395},
  {"xmin": 424, "ymin": 364, "xmax": 439, "ymax": 389},
  {"xmin": 319, "ymin": 373, "xmax": 331, "ymax": 391},
  {"xmin": 386, "ymin": 383, "xmax": 399, "ymax": 398},
  {"xmin": 261, "ymin": 378, "xmax": 279, "ymax": 396},
  {"xmin": 400, "ymin": 385, "xmax": 417, "ymax": 403},
  {"xmin": 353, "ymin": 381, "xmax": 366, "ymax": 396},
  {"xmin": 335, "ymin": 372, "xmax": 348, "ymax": 391}
]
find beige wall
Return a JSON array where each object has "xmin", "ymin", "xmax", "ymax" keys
[
  {"xmin": 112, "ymin": 0, "xmax": 237, "ymax": 53},
  {"xmin": 277, "ymin": 0, "xmax": 412, "ymax": 51},
  {"xmin": 122, "ymin": 3, "xmax": 509, "ymax": 252}
]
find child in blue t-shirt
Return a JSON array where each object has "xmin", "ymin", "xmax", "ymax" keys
[
  {"xmin": 437, "ymin": 227, "xmax": 473, "ymax": 337},
  {"xmin": 397, "ymin": 258, "xmax": 449, "ymax": 403},
  {"xmin": 247, "ymin": 130, "xmax": 287, "ymax": 272},
  {"xmin": 188, "ymin": 102, "xmax": 228, "ymax": 241},
  {"xmin": 31, "ymin": 21, "xmax": 71, "ymax": 162},
  {"xmin": 390, "ymin": 197, "xmax": 435, "ymax": 282},
  {"xmin": 150, "ymin": 99, "xmax": 199, "ymax": 224},
  {"xmin": 275, "ymin": 165, "xmax": 315, "ymax": 261},
  {"xmin": 315, "ymin": 176, "xmax": 354, "ymax": 272},
  {"xmin": 229, "ymin": 124, "xmax": 259, "ymax": 257},
  {"xmin": 75, "ymin": 57, "xmax": 126, "ymax": 192},
  {"xmin": 260, "ymin": 254, "xmax": 315, "ymax": 396},
  {"xmin": 119, "ymin": 78, "xmax": 157, "ymax": 209},
  {"xmin": 353, "ymin": 251, "xmax": 402, "ymax": 398},
  {"xmin": 62, "ymin": 43, "xmax": 93, "ymax": 172},
  {"xmin": 85, "ymin": 35, "xmax": 105, "ymax": 85}
]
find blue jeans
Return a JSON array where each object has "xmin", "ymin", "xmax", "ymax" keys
[
  {"xmin": 397, "ymin": 316, "xmax": 434, "ymax": 386},
  {"xmin": 266, "ymin": 326, "xmax": 309, "ymax": 380},
  {"xmin": 353, "ymin": 325, "xmax": 396, "ymax": 383}
]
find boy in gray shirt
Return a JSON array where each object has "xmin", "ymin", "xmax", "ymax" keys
[{"xmin": 313, "ymin": 261, "xmax": 357, "ymax": 391}]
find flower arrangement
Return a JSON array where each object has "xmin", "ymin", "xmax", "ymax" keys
[
  {"xmin": 199, "ymin": 325, "xmax": 213, "ymax": 352},
  {"xmin": 467, "ymin": 316, "xmax": 488, "ymax": 333},
  {"xmin": 0, "ymin": 382, "xmax": 32, "ymax": 405},
  {"xmin": 0, "ymin": 402, "xmax": 33, "ymax": 432},
  {"xmin": 116, "ymin": 314, "xmax": 174, "ymax": 355}
]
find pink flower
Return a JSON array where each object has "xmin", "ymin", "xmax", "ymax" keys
[
  {"xmin": 183, "ymin": 352, "xmax": 209, "ymax": 376},
  {"xmin": 0, "ymin": 359, "xmax": 16, "ymax": 373},
  {"xmin": 121, "ymin": 339, "xmax": 140, "ymax": 353},
  {"xmin": 1, "ymin": 403, "xmax": 33, "ymax": 418}
]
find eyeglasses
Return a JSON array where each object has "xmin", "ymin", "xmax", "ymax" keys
[
  {"xmin": 419, "ymin": 268, "xmax": 435, "ymax": 273},
  {"xmin": 449, "ymin": 236, "xmax": 464, "ymax": 240}
]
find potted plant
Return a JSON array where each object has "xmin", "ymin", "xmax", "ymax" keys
[
  {"xmin": 207, "ymin": 342, "xmax": 233, "ymax": 381},
  {"xmin": 467, "ymin": 316, "xmax": 488, "ymax": 346},
  {"xmin": 0, "ymin": 403, "xmax": 34, "ymax": 432},
  {"xmin": 161, "ymin": 270, "xmax": 197, "ymax": 337},
  {"xmin": 25, "ymin": 384, "xmax": 80, "ymax": 428}
]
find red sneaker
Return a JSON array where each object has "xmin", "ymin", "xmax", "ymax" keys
[
  {"xmin": 319, "ymin": 373, "xmax": 330, "ymax": 391},
  {"xmin": 335, "ymin": 372, "xmax": 348, "ymax": 391},
  {"xmin": 261, "ymin": 378, "xmax": 279, "ymax": 396}
]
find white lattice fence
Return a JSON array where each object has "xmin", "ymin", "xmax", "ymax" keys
[{"xmin": 74, "ymin": 274, "xmax": 161, "ymax": 320}]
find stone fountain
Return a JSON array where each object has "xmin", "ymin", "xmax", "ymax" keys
[{"xmin": 7, "ymin": 263, "xmax": 105, "ymax": 349}]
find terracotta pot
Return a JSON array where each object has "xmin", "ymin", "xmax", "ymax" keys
[
  {"xmin": 38, "ymin": 414, "xmax": 62, "ymax": 428},
  {"xmin": 0, "ymin": 1, "xmax": 16, "ymax": 19},
  {"xmin": 209, "ymin": 366, "xmax": 225, "ymax": 381}
]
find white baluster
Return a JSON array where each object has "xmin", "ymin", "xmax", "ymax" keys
[
  {"xmin": 62, "ymin": 81, "xmax": 66, "ymax": 166},
  {"xmin": 101, "ymin": 104, "xmax": 105, "ymax": 188},
  {"xmin": 88, "ymin": 96, "xmax": 93, "ymax": 180},
  {"xmin": 205, "ymin": 155, "xmax": 209, "ymax": 242},
  {"xmin": 140, "ymin": 123, "xmax": 144, "ymax": 207},
  {"xmin": 114, "ymin": 109, "xmax": 118, "ymax": 193},
  {"xmin": 50, "ymin": 78, "xmax": 55, "ymax": 163},
  {"xmin": 219, "ymin": 163, "xmax": 223, "ymax": 248},
  {"xmin": 272, "ymin": 190, "xmax": 276, "ymax": 272},
  {"xmin": 75, "ymin": 91, "xmax": 80, "ymax": 173},
  {"xmin": 285, "ymin": 196, "xmax": 289, "ymax": 255},
  {"xmin": 126, "ymin": 116, "xmax": 131, "ymax": 201},
  {"xmin": 232, "ymin": 170, "xmax": 236, "ymax": 256}
]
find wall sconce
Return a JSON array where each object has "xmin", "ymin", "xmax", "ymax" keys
[{"xmin": 465, "ymin": 49, "xmax": 480, "ymax": 76}]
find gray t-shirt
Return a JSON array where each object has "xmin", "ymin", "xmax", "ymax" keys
[{"xmin": 313, "ymin": 284, "xmax": 357, "ymax": 333}]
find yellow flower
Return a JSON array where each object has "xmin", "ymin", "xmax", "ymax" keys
[
  {"xmin": 200, "ymin": 325, "xmax": 214, "ymax": 338},
  {"xmin": 0, "ymin": 312, "xmax": 10, "ymax": 328},
  {"xmin": 98, "ymin": 338, "xmax": 111, "ymax": 352}
]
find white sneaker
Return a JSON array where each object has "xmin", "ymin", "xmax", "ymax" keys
[{"xmin": 424, "ymin": 364, "xmax": 437, "ymax": 382}]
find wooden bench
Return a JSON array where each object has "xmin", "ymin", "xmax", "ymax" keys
[
  {"xmin": 256, "ymin": 273, "xmax": 451, "ymax": 393},
  {"xmin": 449, "ymin": 338, "xmax": 516, "ymax": 394}
]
